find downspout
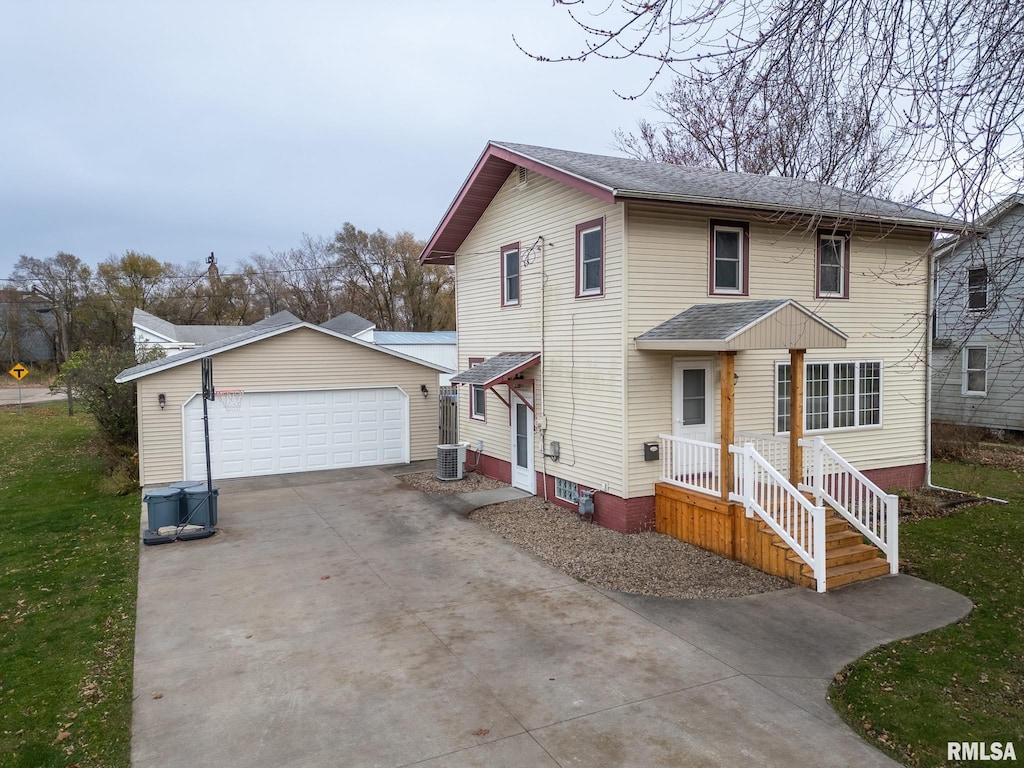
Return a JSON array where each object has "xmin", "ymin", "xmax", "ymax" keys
[
  {"xmin": 539, "ymin": 236, "xmax": 549, "ymax": 502},
  {"xmin": 924, "ymin": 242, "xmax": 1007, "ymax": 503}
]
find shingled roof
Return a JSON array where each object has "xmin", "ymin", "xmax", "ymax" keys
[{"xmin": 421, "ymin": 141, "xmax": 965, "ymax": 264}]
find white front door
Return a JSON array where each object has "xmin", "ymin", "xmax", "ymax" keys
[
  {"xmin": 673, "ymin": 360, "xmax": 714, "ymax": 443},
  {"xmin": 510, "ymin": 390, "xmax": 536, "ymax": 493}
]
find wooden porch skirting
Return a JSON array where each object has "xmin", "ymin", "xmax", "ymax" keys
[{"xmin": 654, "ymin": 482, "xmax": 806, "ymax": 586}]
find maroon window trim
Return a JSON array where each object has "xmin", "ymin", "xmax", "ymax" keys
[
  {"xmin": 815, "ymin": 230, "xmax": 851, "ymax": 300},
  {"xmin": 575, "ymin": 217, "xmax": 605, "ymax": 299},
  {"xmin": 500, "ymin": 242, "xmax": 521, "ymax": 307},
  {"xmin": 708, "ymin": 219, "xmax": 750, "ymax": 296},
  {"xmin": 468, "ymin": 357, "xmax": 486, "ymax": 421}
]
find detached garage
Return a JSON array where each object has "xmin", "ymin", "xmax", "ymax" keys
[{"xmin": 116, "ymin": 320, "xmax": 450, "ymax": 486}]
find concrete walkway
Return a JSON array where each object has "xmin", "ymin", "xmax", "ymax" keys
[{"xmin": 131, "ymin": 467, "xmax": 971, "ymax": 768}]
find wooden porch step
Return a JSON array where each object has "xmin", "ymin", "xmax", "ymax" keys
[
  {"xmin": 794, "ymin": 561, "xmax": 892, "ymax": 589},
  {"xmin": 790, "ymin": 543, "xmax": 879, "ymax": 569},
  {"xmin": 757, "ymin": 520, "xmax": 859, "ymax": 550}
]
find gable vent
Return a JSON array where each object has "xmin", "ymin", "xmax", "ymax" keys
[{"xmin": 517, "ymin": 166, "xmax": 528, "ymax": 187}]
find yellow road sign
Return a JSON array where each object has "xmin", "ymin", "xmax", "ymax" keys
[{"xmin": 8, "ymin": 363, "xmax": 28, "ymax": 381}]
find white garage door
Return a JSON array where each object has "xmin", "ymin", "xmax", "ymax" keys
[{"xmin": 183, "ymin": 388, "xmax": 409, "ymax": 480}]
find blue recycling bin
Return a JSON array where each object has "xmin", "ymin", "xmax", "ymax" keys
[
  {"xmin": 143, "ymin": 487, "xmax": 182, "ymax": 531},
  {"xmin": 169, "ymin": 481, "xmax": 204, "ymax": 524},
  {"xmin": 183, "ymin": 486, "xmax": 218, "ymax": 527}
]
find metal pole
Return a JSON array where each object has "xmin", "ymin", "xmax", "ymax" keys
[{"xmin": 17, "ymin": 380, "xmax": 22, "ymax": 415}]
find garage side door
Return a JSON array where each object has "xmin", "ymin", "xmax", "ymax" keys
[{"xmin": 183, "ymin": 388, "xmax": 409, "ymax": 480}]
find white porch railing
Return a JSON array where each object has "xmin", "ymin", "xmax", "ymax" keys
[
  {"xmin": 659, "ymin": 434, "xmax": 721, "ymax": 497},
  {"xmin": 730, "ymin": 442, "xmax": 827, "ymax": 592},
  {"xmin": 800, "ymin": 436, "xmax": 899, "ymax": 574}
]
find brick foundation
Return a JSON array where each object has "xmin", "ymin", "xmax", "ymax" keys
[{"xmin": 861, "ymin": 463, "xmax": 926, "ymax": 492}]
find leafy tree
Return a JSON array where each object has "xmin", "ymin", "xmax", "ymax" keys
[
  {"xmin": 52, "ymin": 346, "xmax": 154, "ymax": 449},
  {"xmin": 89, "ymin": 250, "xmax": 171, "ymax": 347}
]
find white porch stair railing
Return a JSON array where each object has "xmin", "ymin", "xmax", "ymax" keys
[
  {"xmin": 729, "ymin": 442, "xmax": 827, "ymax": 593},
  {"xmin": 658, "ymin": 434, "xmax": 721, "ymax": 497},
  {"xmin": 799, "ymin": 436, "xmax": 899, "ymax": 574}
]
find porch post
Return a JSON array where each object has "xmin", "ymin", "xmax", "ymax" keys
[
  {"xmin": 789, "ymin": 349, "xmax": 805, "ymax": 487},
  {"xmin": 720, "ymin": 351, "xmax": 736, "ymax": 500}
]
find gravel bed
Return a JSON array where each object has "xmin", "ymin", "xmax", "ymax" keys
[
  {"xmin": 399, "ymin": 471, "xmax": 508, "ymax": 494},
  {"xmin": 470, "ymin": 496, "xmax": 792, "ymax": 599}
]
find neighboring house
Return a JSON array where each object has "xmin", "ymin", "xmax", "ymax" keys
[
  {"xmin": 933, "ymin": 195, "xmax": 1024, "ymax": 431},
  {"xmin": 116, "ymin": 314, "xmax": 450, "ymax": 487},
  {"xmin": 373, "ymin": 331, "xmax": 458, "ymax": 385},
  {"xmin": 132, "ymin": 308, "xmax": 251, "ymax": 355},
  {"xmin": 319, "ymin": 311, "xmax": 377, "ymax": 342},
  {"xmin": 1, "ymin": 292, "xmax": 56, "ymax": 364},
  {"xmin": 421, "ymin": 141, "xmax": 962, "ymax": 590}
]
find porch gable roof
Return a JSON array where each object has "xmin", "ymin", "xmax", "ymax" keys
[
  {"xmin": 450, "ymin": 352, "xmax": 540, "ymax": 388},
  {"xmin": 635, "ymin": 299, "xmax": 848, "ymax": 352}
]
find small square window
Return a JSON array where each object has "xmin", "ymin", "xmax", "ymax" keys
[
  {"xmin": 709, "ymin": 220, "xmax": 748, "ymax": 295},
  {"xmin": 576, "ymin": 218, "xmax": 604, "ymax": 297},
  {"xmin": 817, "ymin": 233, "xmax": 849, "ymax": 298},
  {"xmin": 554, "ymin": 478, "xmax": 579, "ymax": 503},
  {"xmin": 501, "ymin": 243, "xmax": 520, "ymax": 306}
]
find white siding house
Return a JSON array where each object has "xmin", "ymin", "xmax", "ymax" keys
[{"xmin": 422, "ymin": 141, "xmax": 962, "ymax": 540}]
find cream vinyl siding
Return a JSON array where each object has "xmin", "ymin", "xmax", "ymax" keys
[
  {"xmin": 455, "ymin": 170, "xmax": 627, "ymax": 495},
  {"xmin": 134, "ymin": 327, "xmax": 440, "ymax": 486},
  {"xmin": 624, "ymin": 203, "xmax": 931, "ymax": 497}
]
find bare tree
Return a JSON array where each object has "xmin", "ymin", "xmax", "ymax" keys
[
  {"xmin": 11, "ymin": 252, "xmax": 92, "ymax": 365},
  {"xmin": 521, "ymin": 0, "xmax": 1024, "ymax": 216},
  {"xmin": 615, "ymin": 60, "xmax": 903, "ymax": 197}
]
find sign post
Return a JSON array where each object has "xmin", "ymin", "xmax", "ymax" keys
[{"xmin": 8, "ymin": 363, "xmax": 28, "ymax": 415}]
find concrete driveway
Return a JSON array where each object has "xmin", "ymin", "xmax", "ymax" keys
[{"xmin": 132, "ymin": 466, "xmax": 971, "ymax": 768}]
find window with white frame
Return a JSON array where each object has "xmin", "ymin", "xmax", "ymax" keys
[
  {"xmin": 710, "ymin": 220, "xmax": 748, "ymax": 295},
  {"xmin": 576, "ymin": 218, "xmax": 604, "ymax": 297},
  {"xmin": 967, "ymin": 267, "xmax": 989, "ymax": 310},
  {"xmin": 775, "ymin": 360, "xmax": 882, "ymax": 433},
  {"xmin": 817, "ymin": 232, "xmax": 849, "ymax": 298},
  {"xmin": 501, "ymin": 243, "xmax": 520, "ymax": 306},
  {"xmin": 963, "ymin": 347, "xmax": 987, "ymax": 395},
  {"xmin": 468, "ymin": 357, "xmax": 486, "ymax": 420}
]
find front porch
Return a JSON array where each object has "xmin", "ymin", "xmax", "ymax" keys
[{"xmin": 637, "ymin": 300, "xmax": 899, "ymax": 592}]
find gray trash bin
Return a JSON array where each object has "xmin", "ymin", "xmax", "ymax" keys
[
  {"xmin": 183, "ymin": 486, "xmax": 218, "ymax": 527},
  {"xmin": 169, "ymin": 481, "xmax": 204, "ymax": 524},
  {"xmin": 144, "ymin": 487, "xmax": 182, "ymax": 531}
]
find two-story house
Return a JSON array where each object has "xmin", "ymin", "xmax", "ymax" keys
[
  {"xmin": 933, "ymin": 195, "xmax": 1024, "ymax": 432},
  {"xmin": 421, "ymin": 142, "xmax": 961, "ymax": 590}
]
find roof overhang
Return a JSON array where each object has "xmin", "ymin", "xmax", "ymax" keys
[
  {"xmin": 450, "ymin": 352, "xmax": 541, "ymax": 388},
  {"xmin": 419, "ymin": 143, "xmax": 615, "ymax": 265},
  {"xmin": 635, "ymin": 299, "xmax": 848, "ymax": 352}
]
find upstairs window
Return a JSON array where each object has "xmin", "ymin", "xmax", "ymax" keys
[
  {"xmin": 968, "ymin": 267, "xmax": 989, "ymax": 310},
  {"xmin": 817, "ymin": 232, "xmax": 850, "ymax": 298},
  {"xmin": 501, "ymin": 243, "xmax": 520, "ymax": 306},
  {"xmin": 468, "ymin": 357, "xmax": 486, "ymax": 420},
  {"xmin": 576, "ymin": 218, "xmax": 604, "ymax": 297},
  {"xmin": 709, "ymin": 220, "xmax": 748, "ymax": 295}
]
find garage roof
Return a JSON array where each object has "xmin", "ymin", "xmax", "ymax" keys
[{"xmin": 115, "ymin": 318, "xmax": 452, "ymax": 383}]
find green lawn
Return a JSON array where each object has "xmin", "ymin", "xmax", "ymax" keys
[
  {"xmin": 0, "ymin": 404, "xmax": 139, "ymax": 768},
  {"xmin": 830, "ymin": 461, "xmax": 1024, "ymax": 766}
]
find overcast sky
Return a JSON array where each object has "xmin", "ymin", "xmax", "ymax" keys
[{"xmin": 0, "ymin": 2, "xmax": 657, "ymax": 279}]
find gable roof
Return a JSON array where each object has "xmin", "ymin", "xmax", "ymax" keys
[
  {"xmin": 421, "ymin": 141, "xmax": 966, "ymax": 264},
  {"xmin": 116, "ymin": 317, "xmax": 450, "ymax": 383},
  {"xmin": 449, "ymin": 352, "xmax": 540, "ymax": 387},
  {"xmin": 320, "ymin": 311, "xmax": 375, "ymax": 336},
  {"xmin": 132, "ymin": 307, "xmax": 244, "ymax": 345},
  {"xmin": 635, "ymin": 299, "xmax": 847, "ymax": 351},
  {"xmin": 934, "ymin": 194, "xmax": 1024, "ymax": 262}
]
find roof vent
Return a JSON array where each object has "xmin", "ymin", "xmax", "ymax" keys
[{"xmin": 516, "ymin": 166, "xmax": 528, "ymax": 187}]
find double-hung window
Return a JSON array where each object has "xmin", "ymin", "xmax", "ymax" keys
[
  {"xmin": 963, "ymin": 347, "xmax": 987, "ymax": 395},
  {"xmin": 967, "ymin": 267, "xmax": 989, "ymax": 310},
  {"xmin": 709, "ymin": 220, "xmax": 748, "ymax": 295},
  {"xmin": 817, "ymin": 232, "xmax": 849, "ymax": 298},
  {"xmin": 468, "ymin": 357, "xmax": 486, "ymax": 420},
  {"xmin": 576, "ymin": 218, "xmax": 604, "ymax": 297},
  {"xmin": 501, "ymin": 243, "xmax": 520, "ymax": 306},
  {"xmin": 775, "ymin": 360, "xmax": 882, "ymax": 433}
]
